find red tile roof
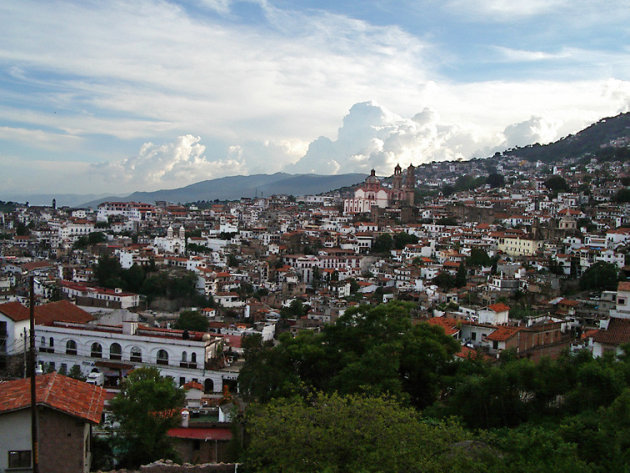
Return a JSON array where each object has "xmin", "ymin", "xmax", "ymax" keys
[
  {"xmin": 618, "ymin": 281, "xmax": 630, "ymax": 292},
  {"xmin": 183, "ymin": 381, "xmax": 204, "ymax": 391},
  {"xmin": 0, "ymin": 301, "xmax": 30, "ymax": 322},
  {"xmin": 487, "ymin": 326, "xmax": 520, "ymax": 341},
  {"xmin": 426, "ymin": 317, "xmax": 460, "ymax": 336},
  {"xmin": 488, "ymin": 303, "xmax": 510, "ymax": 313},
  {"xmin": 167, "ymin": 427, "xmax": 232, "ymax": 441},
  {"xmin": 592, "ymin": 318, "xmax": 630, "ymax": 346},
  {"xmin": 0, "ymin": 373, "xmax": 105, "ymax": 423},
  {"xmin": 35, "ymin": 300, "xmax": 94, "ymax": 325}
]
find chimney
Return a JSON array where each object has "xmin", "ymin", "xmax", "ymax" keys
[{"xmin": 122, "ymin": 321, "xmax": 138, "ymax": 335}]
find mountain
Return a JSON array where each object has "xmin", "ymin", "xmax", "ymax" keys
[
  {"xmin": 80, "ymin": 172, "xmax": 367, "ymax": 207},
  {"xmin": 504, "ymin": 112, "xmax": 630, "ymax": 162}
]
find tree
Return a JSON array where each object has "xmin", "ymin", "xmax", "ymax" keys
[
  {"xmin": 393, "ymin": 232, "xmax": 419, "ymax": 250},
  {"xmin": 433, "ymin": 271, "xmax": 456, "ymax": 290},
  {"xmin": 545, "ymin": 175, "xmax": 570, "ymax": 194},
  {"xmin": 94, "ymin": 254, "xmax": 124, "ymax": 288},
  {"xmin": 455, "ymin": 262, "xmax": 467, "ymax": 288},
  {"xmin": 487, "ymin": 172, "xmax": 505, "ymax": 188},
  {"xmin": 372, "ymin": 233, "xmax": 393, "ymax": 253},
  {"xmin": 613, "ymin": 188, "xmax": 630, "ymax": 203},
  {"xmin": 243, "ymin": 392, "xmax": 475, "ymax": 473},
  {"xmin": 174, "ymin": 310, "xmax": 209, "ymax": 332},
  {"xmin": 579, "ymin": 262, "xmax": 619, "ymax": 291},
  {"xmin": 467, "ymin": 248, "xmax": 491, "ymax": 267},
  {"xmin": 110, "ymin": 367, "xmax": 185, "ymax": 468}
]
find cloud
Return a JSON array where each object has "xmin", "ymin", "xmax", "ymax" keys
[
  {"xmin": 286, "ymin": 101, "xmax": 500, "ymax": 175},
  {"xmin": 502, "ymin": 116, "xmax": 561, "ymax": 148},
  {"xmin": 90, "ymin": 135, "xmax": 246, "ymax": 192}
]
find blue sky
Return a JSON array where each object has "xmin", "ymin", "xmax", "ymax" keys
[{"xmin": 1, "ymin": 0, "xmax": 630, "ymax": 198}]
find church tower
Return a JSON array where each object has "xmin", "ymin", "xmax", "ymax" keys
[{"xmin": 404, "ymin": 164, "xmax": 415, "ymax": 206}]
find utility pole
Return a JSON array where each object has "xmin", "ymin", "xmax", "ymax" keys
[
  {"xmin": 23, "ymin": 327, "xmax": 27, "ymax": 378},
  {"xmin": 29, "ymin": 276, "xmax": 39, "ymax": 473}
]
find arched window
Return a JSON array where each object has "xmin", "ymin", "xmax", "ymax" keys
[
  {"xmin": 66, "ymin": 340, "xmax": 77, "ymax": 355},
  {"xmin": 157, "ymin": 349, "xmax": 169, "ymax": 365},
  {"xmin": 91, "ymin": 342, "xmax": 103, "ymax": 358},
  {"xmin": 49, "ymin": 337, "xmax": 54, "ymax": 349},
  {"xmin": 110, "ymin": 343, "xmax": 122, "ymax": 360},
  {"xmin": 181, "ymin": 351, "xmax": 187, "ymax": 362},
  {"xmin": 204, "ymin": 378, "xmax": 214, "ymax": 393},
  {"xmin": 130, "ymin": 346, "xmax": 142, "ymax": 363},
  {"xmin": 191, "ymin": 352, "xmax": 197, "ymax": 363}
]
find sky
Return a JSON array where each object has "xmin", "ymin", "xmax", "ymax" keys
[{"xmin": 2, "ymin": 0, "xmax": 630, "ymax": 198}]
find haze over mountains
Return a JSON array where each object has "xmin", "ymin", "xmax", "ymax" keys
[{"xmin": 3, "ymin": 111, "xmax": 630, "ymax": 208}]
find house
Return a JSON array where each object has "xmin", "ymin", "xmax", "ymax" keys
[
  {"xmin": 590, "ymin": 317, "xmax": 630, "ymax": 358},
  {"xmin": 478, "ymin": 303, "xmax": 510, "ymax": 325},
  {"xmin": 0, "ymin": 372, "xmax": 105, "ymax": 473},
  {"xmin": 0, "ymin": 301, "xmax": 31, "ymax": 376}
]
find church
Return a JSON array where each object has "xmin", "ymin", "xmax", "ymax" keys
[{"xmin": 343, "ymin": 164, "xmax": 415, "ymax": 214}]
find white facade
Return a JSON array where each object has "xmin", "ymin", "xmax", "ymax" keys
[{"xmin": 35, "ymin": 320, "xmax": 234, "ymax": 392}]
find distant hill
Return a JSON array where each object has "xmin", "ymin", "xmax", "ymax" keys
[
  {"xmin": 504, "ymin": 112, "xmax": 630, "ymax": 162},
  {"xmin": 81, "ymin": 172, "xmax": 367, "ymax": 207}
]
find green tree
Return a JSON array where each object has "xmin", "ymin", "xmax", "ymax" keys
[
  {"xmin": 467, "ymin": 248, "xmax": 491, "ymax": 267},
  {"xmin": 544, "ymin": 175, "xmax": 570, "ymax": 194},
  {"xmin": 174, "ymin": 310, "xmax": 209, "ymax": 332},
  {"xmin": 613, "ymin": 188, "xmax": 630, "ymax": 203},
  {"xmin": 487, "ymin": 173, "xmax": 505, "ymax": 188},
  {"xmin": 372, "ymin": 233, "xmax": 393, "ymax": 253},
  {"xmin": 579, "ymin": 262, "xmax": 619, "ymax": 291},
  {"xmin": 393, "ymin": 232, "xmax": 419, "ymax": 250},
  {"xmin": 243, "ymin": 392, "xmax": 475, "ymax": 473},
  {"xmin": 455, "ymin": 262, "xmax": 467, "ymax": 288},
  {"xmin": 433, "ymin": 271, "xmax": 456, "ymax": 290},
  {"xmin": 110, "ymin": 367, "xmax": 185, "ymax": 468},
  {"xmin": 94, "ymin": 254, "xmax": 124, "ymax": 288}
]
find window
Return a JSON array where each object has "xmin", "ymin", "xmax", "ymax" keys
[
  {"xmin": 110, "ymin": 343, "xmax": 122, "ymax": 360},
  {"xmin": 49, "ymin": 337, "xmax": 54, "ymax": 350},
  {"xmin": 91, "ymin": 342, "xmax": 103, "ymax": 358},
  {"xmin": 66, "ymin": 340, "xmax": 77, "ymax": 355},
  {"xmin": 191, "ymin": 353, "xmax": 197, "ymax": 363},
  {"xmin": 8, "ymin": 450, "xmax": 31, "ymax": 468},
  {"xmin": 130, "ymin": 347, "xmax": 142, "ymax": 363},
  {"xmin": 157, "ymin": 349, "xmax": 169, "ymax": 365},
  {"xmin": 471, "ymin": 332, "xmax": 477, "ymax": 341}
]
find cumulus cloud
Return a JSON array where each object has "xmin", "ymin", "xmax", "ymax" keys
[
  {"xmin": 502, "ymin": 116, "xmax": 561, "ymax": 148},
  {"xmin": 286, "ymin": 102, "xmax": 500, "ymax": 175},
  {"xmin": 90, "ymin": 135, "xmax": 247, "ymax": 192}
]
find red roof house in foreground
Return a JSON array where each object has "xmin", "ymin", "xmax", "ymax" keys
[{"xmin": 0, "ymin": 372, "xmax": 105, "ymax": 473}]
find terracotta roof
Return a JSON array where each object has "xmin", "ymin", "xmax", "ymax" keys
[
  {"xmin": 618, "ymin": 281, "xmax": 630, "ymax": 292},
  {"xmin": 487, "ymin": 326, "xmax": 520, "ymax": 341},
  {"xmin": 167, "ymin": 427, "xmax": 232, "ymax": 441},
  {"xmin": 591, "ymin": 318, "xmax": 630, "ymax": 346},
  {"xmin": 488, "ymin": 303, "xmax": 510, "ymax": 313},
  {"xmin": 0, "ymin": 373, "xmax": 105, "ymax": 423},
  {"xmin": 35, "ymin": 300, "xmax": 94, "ymax": 325},
  {"xmin": 0, "ymin": 301, "xmax": 30, "ymax": 322},
  {"xmin": 426, "ymin": 317, "xmax": 460, "ymax": 336},
  {"xmin": 183, "ymin": 381, "xmax": 204, "ymax": 391}
]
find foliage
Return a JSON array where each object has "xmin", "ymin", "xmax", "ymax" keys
[
  {"xmin": 174, "ymin": 310, "xmax": 209, "ymax": 332},
  {"xmin": 613, "ymin": 187, "xmax": 630, "ymax": 203},
  {"xmin": 238, "ymin": 302, "xmax": 460, "ymax": 409},
  {"xmin": 467, "ymin": 248, "xmax": 491, "ymax": 267},
  {"xmin": 372, "ymin": 233, "xmax": 393, "ymax": 253},
  {"xmin": 393, "ymin": 231, "xmax": 419, "ymax": 250},
  {"xmin": 436, "ymin": 217, "xmax": 458, "ymax": 226},
  {"xmin": 579, "ymin": 261, "xmax": 619, "ymax": 291},
  {"xmin": 544, "ymin": 175, "xmax": 570, "ymax": 193},
  {"xmin": 487, "ymin": 173, "xmax": 505, "ymax": 188},
  {"xmin": 433, "ymin": 271, "xmax": 456, "ymax": 290},
  {"xmin": 68, "ymin": 364, "xmax": 85, "ymax": 381},
  {"xmin": 243, "ymin": 392, "xmax": 480, "ymax": 473},
  {"xmin": 110, "ymin": 367, "xmax": 185, "ymax": 468},
  {"xmin": 73, "ymin": 231, "xmax": 107, "ymax": 249},
  {"xmin": 455, "ymin": 262, "xmax": 467, "ymax": 288}
]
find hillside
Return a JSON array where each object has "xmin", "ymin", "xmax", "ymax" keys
[
  {"xmin": 504, "ymin": 112, "xmax": 630, "ymax": 162},
  {"xmin": 81, "ymin": 172, "xmax": 367, "ymax": 207}
]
